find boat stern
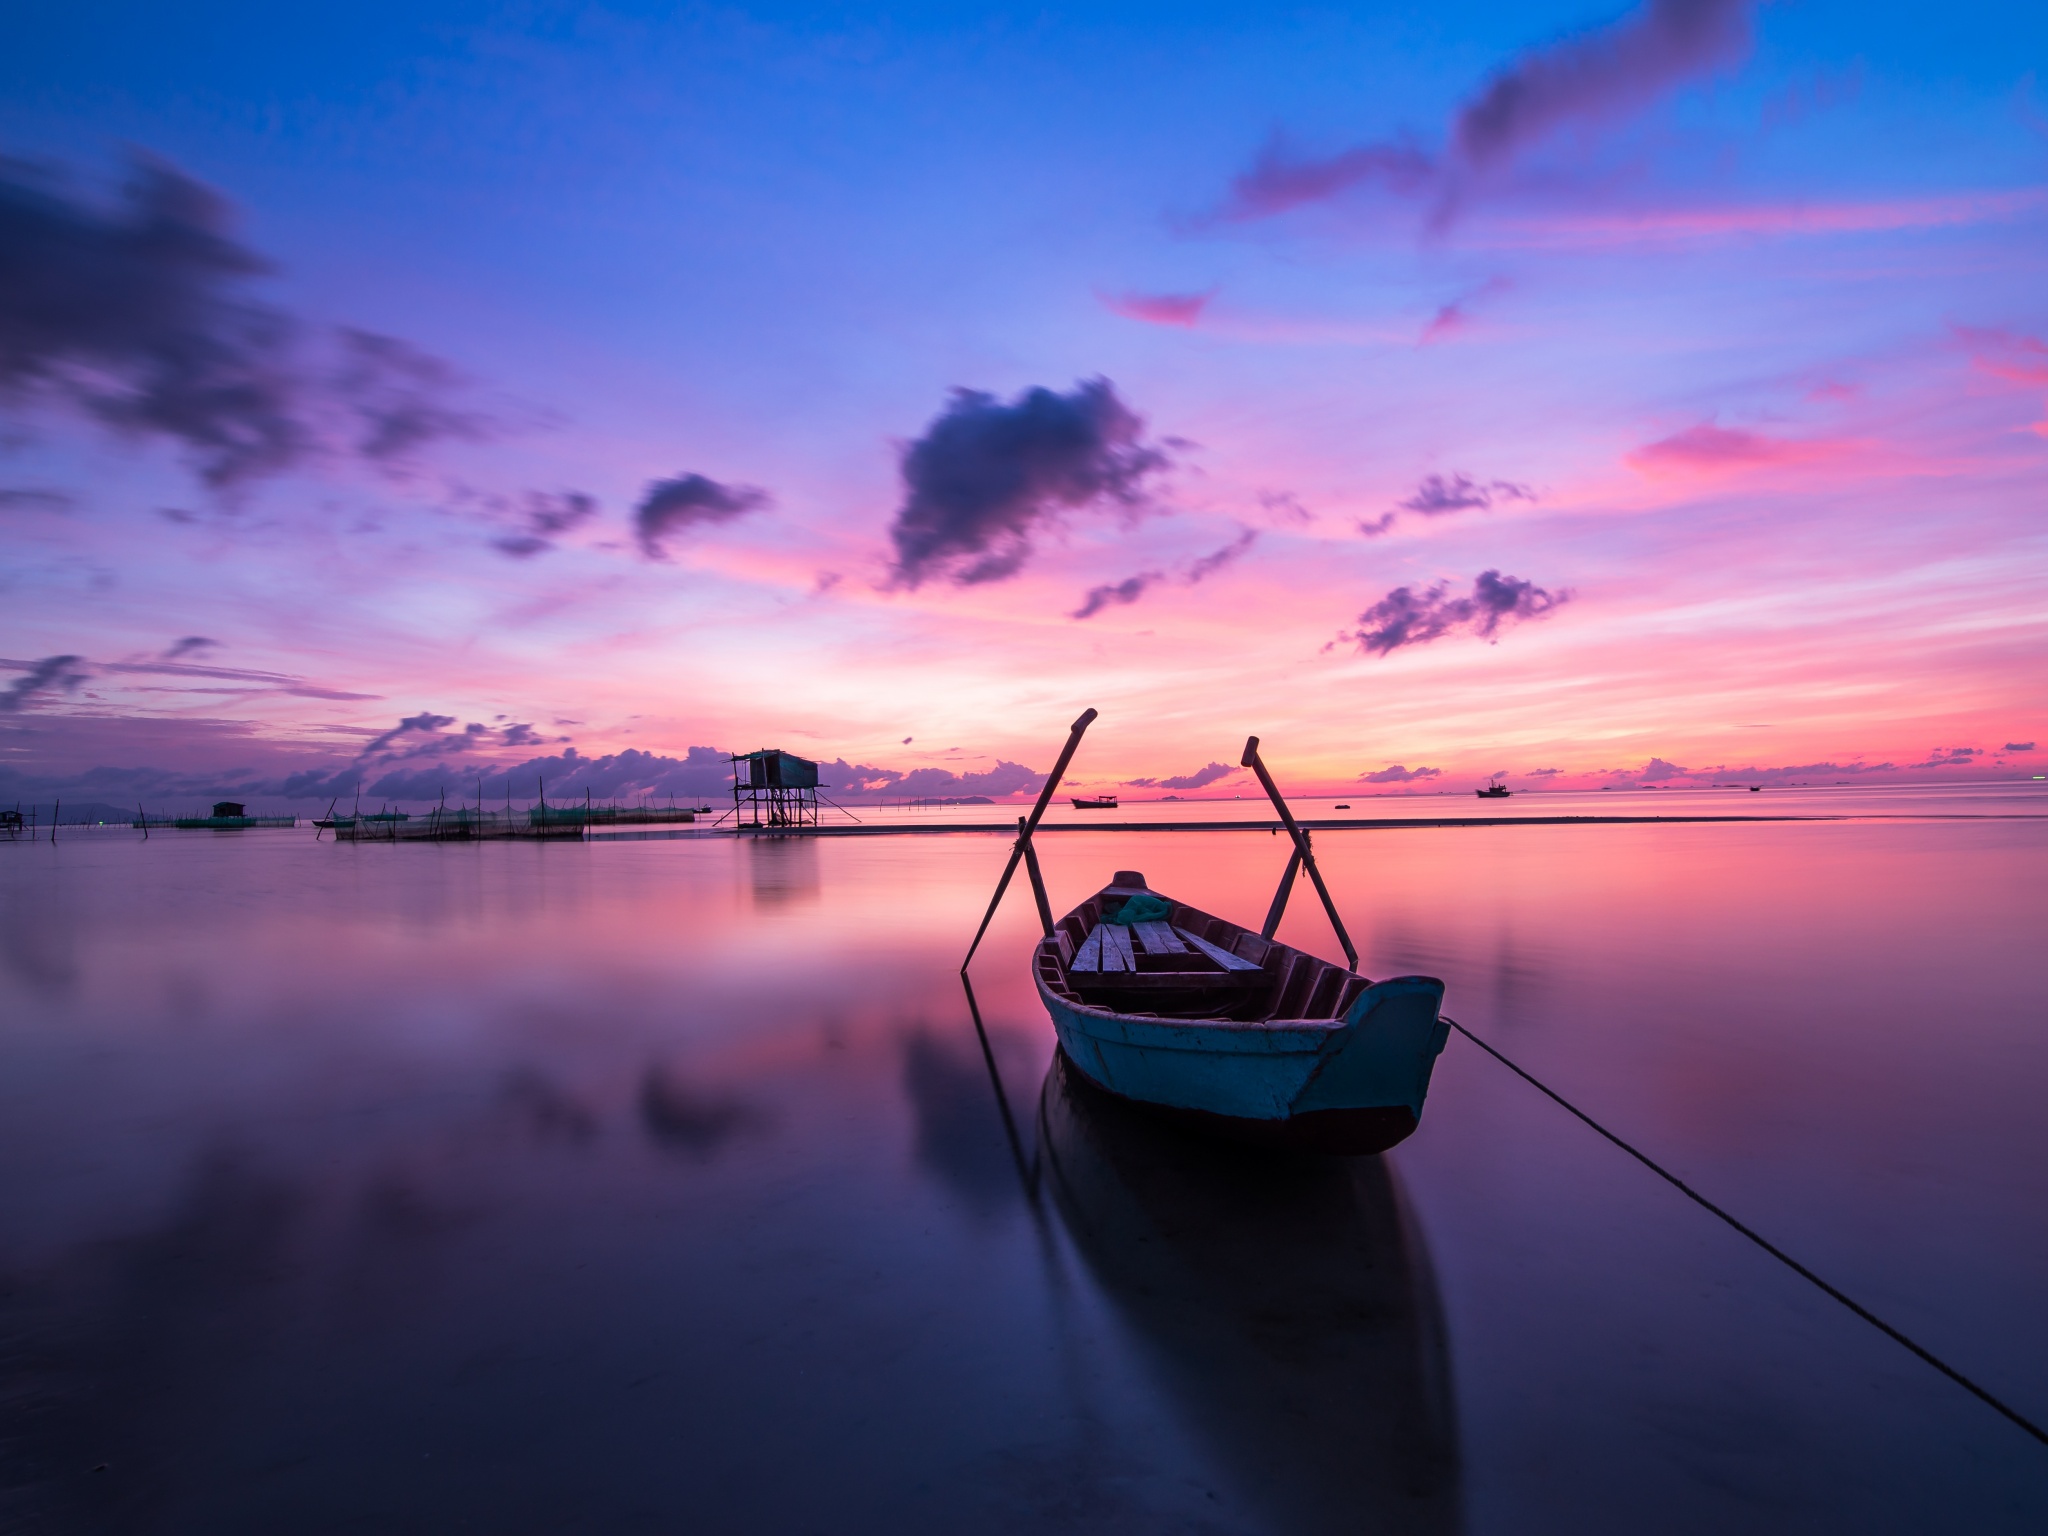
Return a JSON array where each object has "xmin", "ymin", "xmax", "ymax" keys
[{"xmin": 1290, "ymin": 976, "xmax": 1449, "ymax": 1121}]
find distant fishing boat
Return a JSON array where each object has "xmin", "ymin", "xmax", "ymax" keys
[
  {"xmin": 1033, "ymin": 870, "xmax": 1448, "ymax": 1154},
  {"xmin": 1070, "ymin": 795, "xmax": 1118, "ymax": 809},
  {"xmin": 1475, "ymin": 777, "xmax": 1510, "ymax": 799}
]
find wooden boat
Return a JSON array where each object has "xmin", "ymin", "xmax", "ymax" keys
[
  {"xmin": 1032, "ymin": 869, "xmax": 1448, "ymax": 1155},
  {"xmin": 1070, "ymin": 795, "xmax": 1118, "ymax": 810}
]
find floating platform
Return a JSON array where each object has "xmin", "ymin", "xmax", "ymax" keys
[
  {"xmin": 528, "ymin": 806, "xmax": 696, "ymax": 826},
  {"xmin": 328, "ymin": 810, "xmax": 583, "ymax": 842},
  {"xmin": 150, "ymin": 815, "xmax": 298, "ymax": 830}
]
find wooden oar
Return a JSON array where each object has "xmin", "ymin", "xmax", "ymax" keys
[
  {"xmin": 961, "ymin": 708, "xmax": 1098, "ymax": 971},
  {"xmin": 1241, "ymin": 736, "xmax": 1358, "ymax": 971}
]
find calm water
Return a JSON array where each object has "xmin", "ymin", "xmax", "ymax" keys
[{"xmin": 4, "ymin": 801, "xmax": 2046, "ymax": 1532}]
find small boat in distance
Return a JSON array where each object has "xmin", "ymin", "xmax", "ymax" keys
[
  {"xmin": 1475, "ymin": 777, "xmax": 1511, "ymax": 799},
  {"xmin": 1035, "ymin": 871, "xmax": 1448, "ymax": 1154},
  {"xmin": 1070, "ymin": 795, "xmax": 1118, "ymax": 809}
]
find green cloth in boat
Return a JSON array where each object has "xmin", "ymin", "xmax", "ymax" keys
[{"xmin": 1103, "ymin": 892, "xmax": 1174, "ymax": 926}]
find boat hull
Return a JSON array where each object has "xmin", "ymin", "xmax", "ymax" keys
[{"xmin": 1035, "ymin": 955, "xmax": 1449, "ymax": 1155}]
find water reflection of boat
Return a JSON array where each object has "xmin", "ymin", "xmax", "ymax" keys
[
  {"xmin": 1039, "ymin": 1050, "xmax": 1460, "ymax": 1534},
  {"xmin": 1035, "ymin": 871, "xmax": 1448, "ymax": 1154}
]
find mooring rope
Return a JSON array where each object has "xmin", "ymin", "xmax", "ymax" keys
[{"xmin": 1442, "ymin": 1016, "xmax": 2048, "ymax": 1449}]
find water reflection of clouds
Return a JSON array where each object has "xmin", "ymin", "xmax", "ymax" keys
[
  {"xmin": 0, "ymin": 887, "xmax": 79, "ymax": 996},
  {"xmin": 638, "ymin": 1063, "xmax": 773, "ymax": 1160},
  {"xmin": 499, "ymin": 1066, "xmax": 600, "ymax": 1145}
]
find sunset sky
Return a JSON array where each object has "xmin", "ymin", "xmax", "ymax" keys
[{"xmin": 3, "ymin": 0, "xmax": 2045, "ymax": 805}]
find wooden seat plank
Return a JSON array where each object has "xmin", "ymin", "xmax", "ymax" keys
[
  {"xmin": 1131, "ymin": 920, "xmax": 1188, "ymax": 955},
  {"xmin": 1071, "ymin": 926, "xmax": 1107, "ymax": 972},
  {"xmin": 1102, "ymin": 924, "xmax": 1135, "ymax": 971},
  {"xmin": 1173, "ymin": 926, "xmax": 1265, "ymax": 972}
]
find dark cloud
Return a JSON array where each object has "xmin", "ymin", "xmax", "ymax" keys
[
  {"xmin": 1258, "ymin": 490, "xmax": 1313, "ymax": 526},
  {"xmin": 163, "ymin": 635, "xmax": 215, "ymax": 660},
  {"xmin": 359, "ymin": 711, "xmax": 457, "ymax": 757},
  {"xmin": 0, "ymin": 151, "xmax": 493, "ymax": 492},
  {"xmin": 634, "ymin": 473, "xmax": 770, "ymax": 558},
  {"xmin": 1220, "ymin": 137, "xmax": 1437, "ymax": 222},
  {"xmin": 492, "ymin": 490, "xmax": 599, "ymax": 558},
  {"xmin": 44, "ymin": 737, "xmax": 1048, "ymax": 809},
  {"xmin": 1073, "ymin": 526, "xmax": 1257, "ymax": 617},
  {"xmin": 882, "ymin": 760, "xmax": 1043, "ymax": 799},
  {"xmin": 0, "ymin": 487, "xmax": 72, "ymax": 512},
  {"xmin": 2004, "ymin": 741, "xmax": 2036, "ymax": 753},
  {"xmin": 1338, "ymin": 570, "xmax": 1568, "ymax": 656},
  {"xmin": 1218, "ymin": 0, "xmax": 1753, "ymax": 222},
  {"xmin": 0, "ymin": 153, "xmax": 302, "ymax": 487},
  {"xmin": 96, "ymin": 656, "xmax": 377, "ymax": 700},
  {"xmin": 886, "ymin": 378, "xmax": 1169, "ymax": 588},
  {"xmin": 0, "ymin": 654, "xmax": 90, "ymax": 712},
  {"xmin": 1403, "ymin": 473, "xmax": 1535, "ymax": 517},
  {"xmin": 1453, "ymin": 0, "xmax": 1751, "ymax": 172},
  {"xmin": 1186, "ymin": 527, "xmax": 1258, "ymax": 582},
  {"xmin": 1071, "ymin": 572, "xmax": 1160, "ymax": 620},
  {"xmin": 1127, "ymin": 761, "xmax": 1236, "ymax": 791},
  {"xmin": 1362, "ymin": 764, "xmax": 1441, "ymax": 783},
  {"xmin": 1528, "ymin": 766, "xmax": 1564, "ymax": 778},
  {"xmin": 331, "ymin": 327, "xmax": 489, "ymax": 465},
  {"xmin": 354, "ymin": 744, "xmax": 740, "ymax": 804},
  {"xmin": 1909, "ymin": 746, "xmax": 1980, "ymax": 769},
  {"xmin": 1361, "ymin": 474, "xmax": 1534, "ymax": 537},
  {"xmin": 1639, "ymin": 756, "xmax": 1689, "ymax": 781}
]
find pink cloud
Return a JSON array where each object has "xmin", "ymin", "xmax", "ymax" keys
[
  {"xmin": 1419, "ymin": 276, "xmax": 1511, "ymax": 344},
  {"xmin": 1099, "ymin": 288, "xmax": 1219, "ymax": 328},
  {"xmin": 1627, "ymin": 423, "xmax": 1853, "ymax": 476},
  {"xmin": 1420, "ymin": 303, "xmax": 1470, "ymax": 343},
  {"xmin": 1955, "ymin": 324, "xmax": 2048, "ymax": 386},
  {"xmin": 1954, "ymin": 324, "xmax": 2048, "ymax": 435},
  {"xmin": 1481, "ymin": 189, "xmax": 2048, "ymax": 251}
]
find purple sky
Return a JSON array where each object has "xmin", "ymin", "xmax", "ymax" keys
[{"xmin": 3, "ymin": 0, "xmax": 2045, "ymax": 805}]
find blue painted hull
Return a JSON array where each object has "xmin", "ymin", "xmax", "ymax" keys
[{"xmin": 1034, "ymin": 885, "xmax": 1450, "ymax": 1154}]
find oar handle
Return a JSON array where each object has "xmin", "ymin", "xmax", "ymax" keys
[
  {"xmin": 962, "ymin": 709, "xmax": 1099, "ymax": 971},
  {"xmin": 1242, "ymin": 736, "xmax": 1358, "ymax": 971},
  {"xmin": 1019, "ymin": 708, "xmax": 1098, "ymax": 840}
]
